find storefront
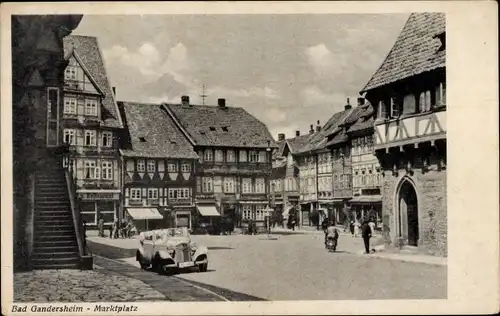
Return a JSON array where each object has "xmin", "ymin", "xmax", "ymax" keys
[
  {"xmin": 349, "ymin": 195, "xmax": 382, "ymax": 229},
  {"xmin": 77, "ymin": 190, "xmax": 121, "ymax": 227},
  {"xmin": 318, "ymin": 200, "xmax": 335, "ymax": 225},
  {"xmin": 195, "ymin": 202, "xmax": 221, "ymax": 227},
  {"xmin": 125, "ymin": 207, "xmax": 163, "ymax": 232}
]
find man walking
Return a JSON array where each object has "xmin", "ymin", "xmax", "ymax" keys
[{"xmin": 361, "ymin": 220, "xmax": 372, "ymax": 254}]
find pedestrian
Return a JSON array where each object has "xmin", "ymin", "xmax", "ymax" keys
[
  {"xmin": 354, "ymin": 219, "xmax": 361, "ymax": 238},
  {"xmin": 368, "ymin": 218, "xmax": 376, "ymax": 236},
  {"xmin": 97, "ymin": 215, "xmax": 104, "ymax": 237},
  {"xmin": 108, "ymin": 222, "xmax": 113, "ymax": 239},
  {"xmin": 349, "ymin": 220, "xmax": 355, "ymax": 237},
  {"xmin": 112, "ymin": 218, "xmax": 119, "ymax": 239},
  {"xmin": 361, "ymin": 220, "xmax": 372, "ymax": 254},
  {"xmin": 290, "ymin": 213, "xmax": 296, "ymax": 231},
  {"xmin": 120, "ymin": 218, "xmax": 128, "ymax": 238}
]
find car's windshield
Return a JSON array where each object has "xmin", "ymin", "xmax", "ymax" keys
[{"xmin": 164, "ymin": 228, "xmax": 189, "ymax": 238}]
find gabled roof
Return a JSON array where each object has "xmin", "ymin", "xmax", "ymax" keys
[
  {"xmin": 347, "ymin": 104, "xmax": 375, "ymax": 134},
  {"xmin": 274, "ymin": 139, "xmax": 287, "ymax": 159},
  {"xmin": 118, "ymin": 101, "xmax": 198, "ymax": 159},
  {"xmin": 297, "ymin": 108, "xmax": 353, "ymax": 154},
  {"xmin": 63, "ymin": 35, "xmax": 123, "ymax": 128},
  {"xmin": 164, "ymin": 103, "xmax": 277, "ymax": 149},
  {"xmin": 65, "ymin": 48, "xmax": 106, "ymax": 96},
  {"xmin": 286, "ymin": 134, "xmax": 314, "ymax": 154},
  {"xmin": 361, "ymin": 13, "xmax": 446, "ymax": 93}
]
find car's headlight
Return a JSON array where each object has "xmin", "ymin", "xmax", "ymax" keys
[{"xmin": 190, "ymin": 243, "xmax": 197, "ymax": 252}]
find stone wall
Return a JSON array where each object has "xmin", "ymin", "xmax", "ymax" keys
[{"xmin": 381, "ymin": 164, "xmax": 447, "ymax": 256}]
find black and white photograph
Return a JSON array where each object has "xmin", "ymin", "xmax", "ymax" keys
[{"xmin": 1, "ymin": 1, "xmax": 498, "ymax": 315}]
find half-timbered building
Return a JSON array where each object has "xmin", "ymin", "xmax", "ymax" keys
[
  {"xmin": 62, "ymin": 35, "xmax": 123, "ymax": 227},
  {"xmin": 162, "ymin": 97, "xmax": 276, "ymax": 229},
  {"xmin": 346, "ymin": 99, "xmax": 383, "ymax": 228},
  {"xmin": 360, "ymin": 13, "xmax": 447, "ymax": 256},
  {"xmin": 118, "ymin": 102, "xmax": 198, "ymax": 231},
  {"xmin": 324, "ymin": 99, "xmax": 355, "ymax": 226}
]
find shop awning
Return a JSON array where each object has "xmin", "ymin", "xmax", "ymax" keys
[
  {"xmin": 127, "ymin": 208, "xmax": 163, "ymax": 220},
  {"xmin": 350, "ymin": 195, "xmax": 382, "ymax": 203},
  {"xmin": 197, "ymin": 205, "xmax": 220, "ymax": 217}
]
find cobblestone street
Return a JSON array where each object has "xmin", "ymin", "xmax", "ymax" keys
[{"xmin": 14, "ymin": 269, "xmax": 166, "ymax": 302}]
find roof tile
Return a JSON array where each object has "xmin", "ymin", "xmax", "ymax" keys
[
  {"xmin": 165, "ymin": 103, "xmax": 277, "ymax": 149},
  {"xmin": 118, "ymin": 101, "xmax": 198, "ymax": 159},
  {"xmin": 362, "ymin": 13, "xmax": 445, "ymax": 92}
]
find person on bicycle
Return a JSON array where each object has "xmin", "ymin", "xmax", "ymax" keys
[{"xmin": 325, "ymin": 221, "xmax": 339, "ymax": 249}]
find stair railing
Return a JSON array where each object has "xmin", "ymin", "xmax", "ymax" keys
[{"xmin": 62, "ymin": 149, "xmax": 86, "ymax": 259}]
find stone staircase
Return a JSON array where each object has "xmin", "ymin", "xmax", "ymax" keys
[{"xmin": 32, "ymin": 159, "xmax": 80, "ymax": 269}]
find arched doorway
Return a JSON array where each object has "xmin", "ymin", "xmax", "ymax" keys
[{"xmin": 397, "ymin": 180, "xmax": 419, "ymax": 246}]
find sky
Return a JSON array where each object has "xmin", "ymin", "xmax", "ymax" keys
[{"xmin": 73, "ymin": 14, "xmax": 409, "ymax": 140}]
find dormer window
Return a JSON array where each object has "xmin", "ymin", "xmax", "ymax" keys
[
  {"xmin": 222, "ymin": 126, "xmax": 229, "ymax": 132},
  {"xmin": 139, "ymin": 137, "xmax": 146, "ymax": 142},
  {"xmin": 209, "ymin": 127, "xmax": 216, "ymax": 131},
  {"xmin": 436, "ymin": 32, "xmax": 445, "ymax": 51}
]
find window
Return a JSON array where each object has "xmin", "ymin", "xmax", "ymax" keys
[
  {"xmin": 390, "ymin": 97, "xmax": 400, "ymax": 118},
  {"xmin": 242, "ymin": 178, "xmax": 253, "ymax": 193},
  {"xmin": 239, "ymin": 150, "xmax": 247, "ymax": 162},
  {"xmin": 376, "ymin": 167, "xmax": 382, "ymax": 186},
  {"xmin": 101, "ymin": 161, "xmax": 113, "ymax": 180},
  {"xmin": 130, "ymin": 188, "xmax": 141, "ymax": 200},
  {"xmin": 339, "ymin": 174, "xmax": 344, "ymax": 189},
  {"xmin": 242, "ymin": 205, "xmax": 253, "ymax": 220},
  {"xmin": 255, "ymin": 205, "xmax": 266, "ymax": 221},
  {"xmin": 378, "ymin": 100, "xmax": 387, "ymax": 119},
  {"xmin": 84, "ymin": 160, "xmax": 99, "ymax": 179},
  {"xmin": 214, "ymin": 150, "xmax": 224, "ymax": 162},
  {"xmin": 248, "ymin": 150, "xmax": 259, "ymax": 162},
  {"xmin": 204, "ymin": 150, "xmax": 213, "ymax": 161},
  {"xmin": 147, "ymin": 188, "xmax": 158, "ymax": 200},
  {"xmin": 65, "ymin": 66, "xmax": 77, "ymax": 80},
  {"xmin": 85, "ymin": 98, "xmax": 98, "ymax": 116},
  {"xmin": 224, "ymin": 177, "xmax": 235, "ymax": 193},
  {"xmin": 181, "ymin": 163, "xmax": 191, "ymax": 172},
  {"xmin": 137, "ymin": 160, "xmax": 145, "ymax": 172},
  {"xmin": 361, "ymin": 169, "xmax": 366, "ymax": 186},
  {"xmin": 255, "ymin": 178, "xmax": 266, "ymax": 193},
  {"xmin": 84, "ymin": 130, "xmax": 96, "ymax": 146},
  {"xmin": 202, "ymin": 177, "xmax": 213, "ymax": 193},
  {"xmin": 169, "ymin": 188, "xmax": 191, "ymax": 199},
  {"xmin": 147, "ymin": 160, "xmax": 156, "ymax": 172},
  {"xmin": 227, "ymin": 150, "xmax": 235, "ymax": 162},
  {"xmin": 259, "ymin": 151, "xmax": 267, "ymax": 163},
  {"xmin": 63, "ymin": 97, "xmax": 77, "ymax": 114},
  {"xmin": 101, "ymin": 131, "xmax": 112, "ymax": 147},
  {"xmin": 354, "ymin": 170, "xmax": 359, "ymax": 187},
  {"xmin": 63, "ymin": 129, "xmax": 76, "ymax": 145},
  {"xmin": 436, "ymin": 82, "xmax": 446, "ymax": 106},
  {"xmin": 168, "ymin": 163, "xmax": 177, "ymax": 172}
]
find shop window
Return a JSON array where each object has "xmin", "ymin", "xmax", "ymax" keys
[{"xmin": 80, "ymin": 201, "xmax": 96, "ymax": 225}]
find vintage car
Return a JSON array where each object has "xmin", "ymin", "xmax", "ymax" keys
[{"xmin": 136, "ymin": 227, "xmax": 208, "ymax": 274}]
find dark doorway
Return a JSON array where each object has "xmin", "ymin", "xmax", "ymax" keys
[{"xmin": 398, "ymin": 181, "xmax": 419, "ymax": 246}]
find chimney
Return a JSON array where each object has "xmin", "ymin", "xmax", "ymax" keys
[
  {"xmin": 357, "ymin": 97, "xmax": 365, "ymax": 106},
  {"xmin": 181, "ymin": 95, "xmax": 190, "ymax": 106},
  {"xmin": 345, "ymin": 98, "xmax": 352, "ymax": 110},
  {"xmin": 309, "ymin": 124, "xmax": 314, "ymax": 134},
  {"xmin": 218, "ymin": 98, "xmax": 226, "ymax": 108},
  {"xmin": 316, "ymin": 120, "xmax": 321, "ymax": 132},
  {"xmin": 112, "ymin": 87, "xmax": 116, "ymax": 96},
  {"xmin": 295, "ymin": 130, "xmax": 300, "ymax": 137},
  {"xmin": 278, "ymin": 133, "xmax": 285, "ymax": 141}
]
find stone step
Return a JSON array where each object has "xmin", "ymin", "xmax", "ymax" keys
[
  {"xmin": 33, "ymin": 245, "xmax": 79, "ymax": 253},
  {"xmin": 31, "ymin": 252, "xmax": 80, "ymax": 260},
  {"xmin": 31, "ymin": 257, "xmax": 80, "ymax": 269},
  {"xmin": 31, "ymin": 263, "xmax": 80, "ymax": 270},
  {"xmin": 35, "ymin": 232, "xmax": 76, "ymax": 240},
  {"xmin": 34, "ymin": 240, "xmax": 78, "ymax": 248},
  {"xmin": 36, "ymin": 214, "xmax": 72, "ymax": 220},
  {"xmin": 35, "ymin": 218, "xmax": 73, "ymax": 225},
  {"xmin": 35, "ymin": 199, "xmax": 69, "ymax": 204},
  {"xmin": 36, "ymin": 205, "xmax": 71, "ymax": 211},
  {"xmin": 35, "ymin": 224, "xmax": 74, "ymax": 230},
  {"xmin": 34, "ymin": 194, "xmax": 68, "ymax": 199}
]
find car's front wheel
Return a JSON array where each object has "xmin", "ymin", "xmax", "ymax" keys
[{"xmin": 198, "ymin": 263, "xmax": 208, "ymax": 272}]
